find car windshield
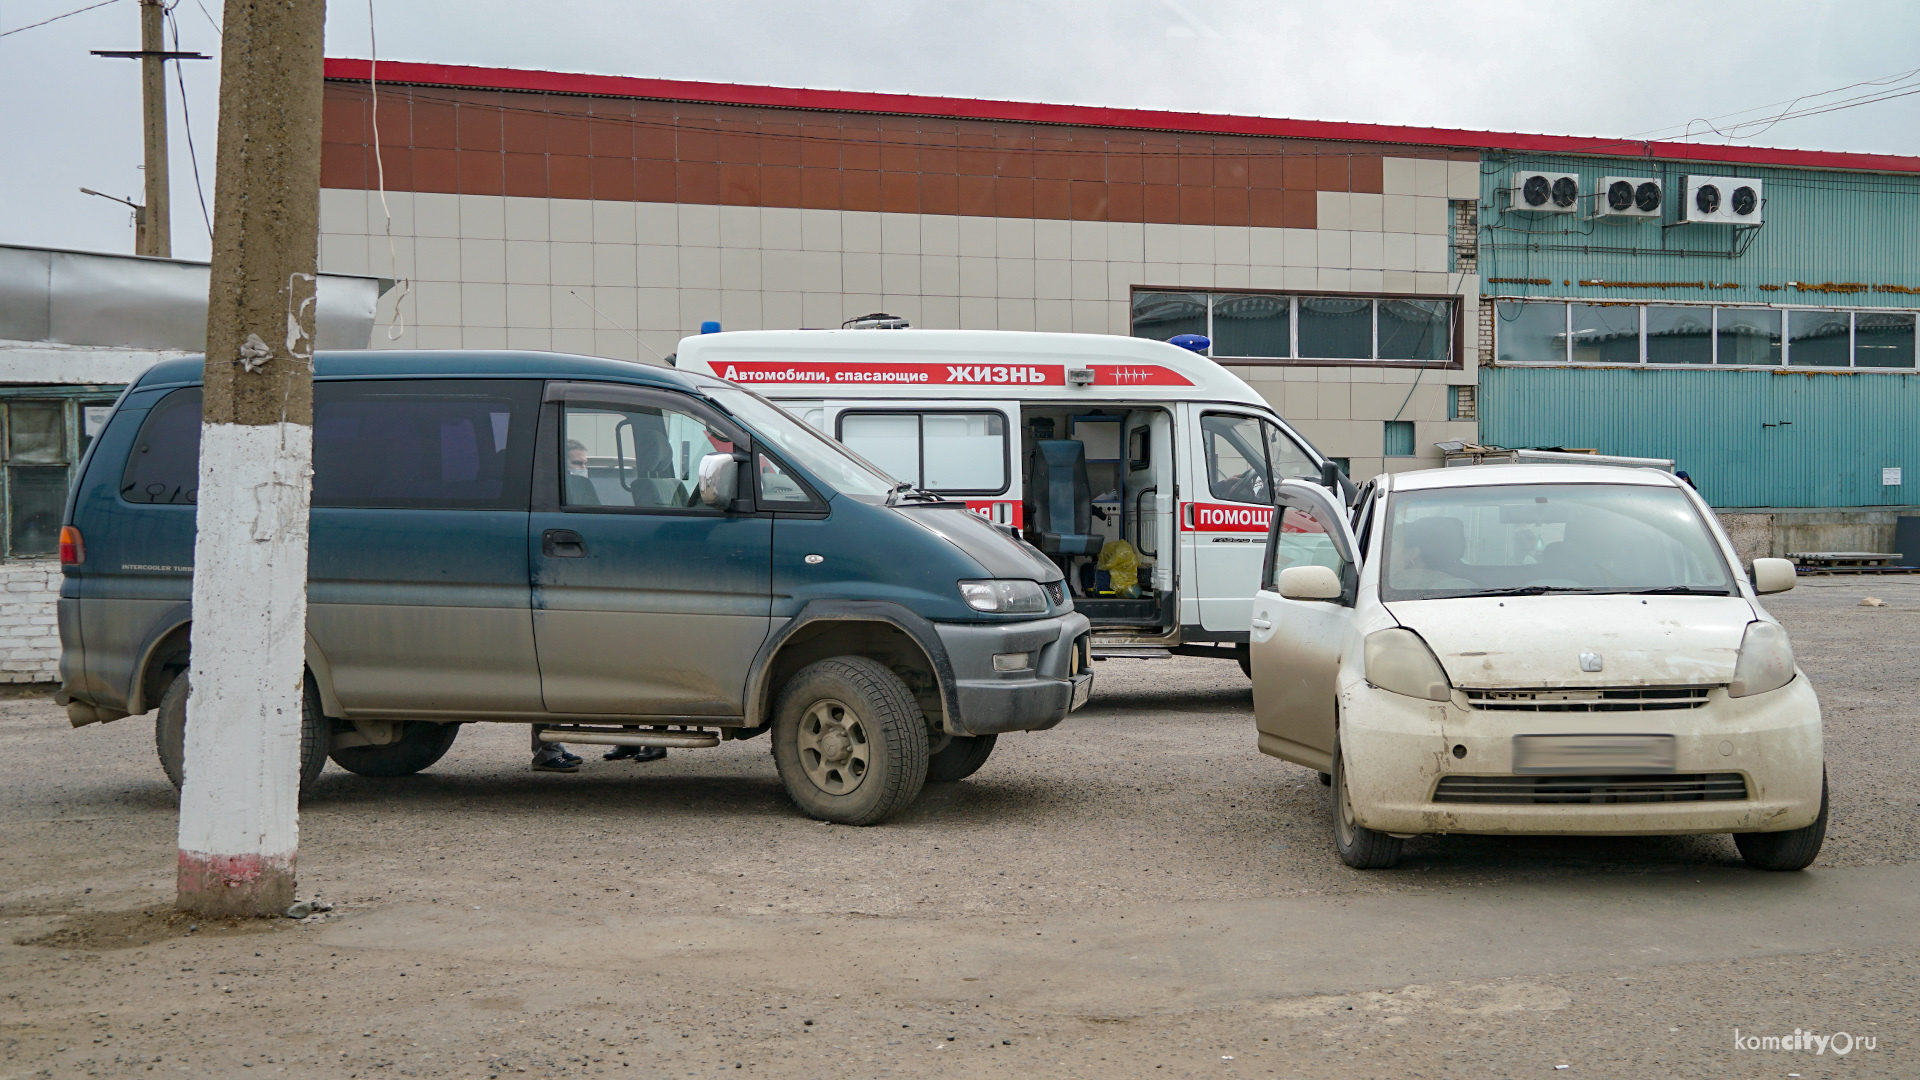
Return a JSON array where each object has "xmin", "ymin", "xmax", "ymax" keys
[
  {"xmin": 1380, "ymin": 482, "xmax": 1734, "ymax": 601},
  {"xmin": 701, "ymin": 386, "xmax": 897, "ymax": 498}
]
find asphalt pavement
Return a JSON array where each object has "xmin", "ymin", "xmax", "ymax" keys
[{"xmin": 0, "ymin": 576, "xmax": 1913, "ymax": 1078}]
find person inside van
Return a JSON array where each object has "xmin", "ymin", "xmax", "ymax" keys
[
  {"xmin": 1393, "ymin": 515, "xmax": 1476, "ymax": 590},
  {"xmin": 564, "ymin": 439, "xmax": 599, "ymax": 506}
]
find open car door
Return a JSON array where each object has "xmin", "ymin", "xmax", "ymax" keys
[{"xmin": 1249, "ymin": 478, "xmax": 1360, "ymax": 773}]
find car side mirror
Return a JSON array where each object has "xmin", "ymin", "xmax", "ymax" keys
[
  {"xmin": 1751, "ymin": 557, "xmax": 1796, "ymax": 595},
  {"xmin": 1277, "ymin": 564, "xmax": 1342, "ymax": 601},
  {"xmin": 697, "ymin": 452, "xmax": 739, "ymax": 508}
]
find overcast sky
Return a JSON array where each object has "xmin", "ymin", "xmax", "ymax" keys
[{"xmin": 4, "ymin": 0, "xmax": 1917, "ymax": 263}]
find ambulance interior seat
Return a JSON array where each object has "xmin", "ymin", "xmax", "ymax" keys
[{"xmin": 1026, "ymin": 440, "xmax": 1102, "ymax": 557}]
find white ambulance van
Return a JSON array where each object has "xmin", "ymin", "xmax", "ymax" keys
[{"xmin": 678, "ymin": 328, "xmax": 1347, "ymax": 671}]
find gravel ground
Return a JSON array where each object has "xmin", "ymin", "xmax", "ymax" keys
[{"xmin": 0, "ymin": 576, "xmax": 1914, "ymax": 1078}]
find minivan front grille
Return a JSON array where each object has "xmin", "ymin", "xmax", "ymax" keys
[
  {"xmin": 1044, "ymin": 580, "xmax": 1066, "ymax": 606},
  {"xmin": 1433, "ymin": 773, "xmax": 1749, "ymax": 805},
  {"xmin": 1462, "ymin": 686, "xmax": 1712, "ymax": 712}
]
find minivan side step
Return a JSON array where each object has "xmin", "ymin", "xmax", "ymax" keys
[
  {"xmin": 1090, "ymin": 645, "xmax": 1172, "ymax": 660},
  {"xmin": 536, "ymin": 726, "xmax": 721, "ymax": 748}
]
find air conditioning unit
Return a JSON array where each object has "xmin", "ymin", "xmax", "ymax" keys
[
  {"xmin": 1508, "ymin": 171, "xmax": 1580, "ymax": 214},
  {"xmin": 1679, "ymin": 176, "xmax": 1763, "ymax": 224},
  {"xmin": 1591, "ymin": 176, "xmax": 1663, "ymax": 219}
]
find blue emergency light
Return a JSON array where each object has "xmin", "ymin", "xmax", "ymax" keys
[{"xmin": 1168, "ymin": 334, "xmax": 1210, "ymax": 353}]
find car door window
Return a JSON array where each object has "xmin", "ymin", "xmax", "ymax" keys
[
  {"xmin": 1269, "ymin": 503, "xmax": 1348, "ymax": 581},
  {"xmin": 311, "ymin": 380, "xmax": 540, "ymax": 509},
  {"xmin": 562, "ymin": 401, "xmax": 731, "ymax": 511},
  {"xmin": 1201, "ymin": 413, "xmax": 1271, "ymax": 504}
]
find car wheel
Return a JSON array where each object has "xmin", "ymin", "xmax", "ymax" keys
[
  {"xmin": 155, "ymin": 671, "xmax": 331, "ymax": 796},
  {"xmin": 1733, "ymin": 770, "xmax": 1828, "ymax": 871},
  {"xmin": 926, "ymin": 734, "xmax": 996, "ymax": 783},
  {"xmin": 1331, "ymin": 735, "xmax": 1403, "ymax": 869},
  {"xmin": 772, "ymin": 656, "xmax": 929, "ymax": 825},
  {"xmin": 328, "ymin": 720, "xmax": 461, "ymax": 778}
]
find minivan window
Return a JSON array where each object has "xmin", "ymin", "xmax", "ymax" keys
[
  {"xmin": 121, "ymin": 388, "xmax": 203, "ymax": 505},
  {"xmin": 312, "ymin": 380, "xmax": 539, "ymax": 510},
  {"xmin": 562, "ymin": 400, "xmax": 729, "ymax": 510},
  {"xmin": 703, "ymin": 386, "xmax": 896, "ymax": 498},
  {"xmin": 1381, "ymin": 483, "xmax": 1733, "ymax": 600}
]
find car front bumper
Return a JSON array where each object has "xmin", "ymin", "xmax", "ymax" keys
[
  {"xmin": 1340, "ymin": 674, "xmax": 1824, "ymax": 836},
  {"xmin": 935, "ymin": 611, "xmax": 1092, "ymax": 737}
]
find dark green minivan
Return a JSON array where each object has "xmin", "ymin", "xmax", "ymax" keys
[{"xmin": 57, "ymin": 351, "xmax": 1092, "ymax": 824}]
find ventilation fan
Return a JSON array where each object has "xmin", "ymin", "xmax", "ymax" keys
[
  {"xmin": 1679, "ymin": 176, "xmax": 1763, "ymax": 224},
  {"xmin": 1593, "ymin": 176, "xmax": 1662, "ymax": 219},
  {"xmin": 1508, "ymin": 171, "xmax": 1580, "ymax": 214}
]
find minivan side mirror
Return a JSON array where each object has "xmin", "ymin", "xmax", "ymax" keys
[
  {"xmin": 1277, "ymin": 564, "xmax": 1342, "ymax": 600},
  {"xmin": 697, "ymin": 452, "xmax": 739, "ymax": 508},
  {"xmin": 1751, "ymin": 557, "xmax": 1796, "ymax": 594}
]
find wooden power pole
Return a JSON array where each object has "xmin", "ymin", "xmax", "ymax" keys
[
  {"xmin": 175, "ymin": 0, "xmax": 326, "ymax": 918},
  {"xmin": 138, "ymin": 0, "xmax": 170, "ymax": 257}
]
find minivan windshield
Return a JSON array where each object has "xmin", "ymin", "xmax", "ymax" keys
[
  {"xmin": 702, "ymin": 386, "xmax": 897, "ymax": 498},
  {"xmin": 1380, "ymin": 482, "xmax": 1734, "ymax": 601}
]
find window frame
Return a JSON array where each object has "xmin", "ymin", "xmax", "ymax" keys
[
  {"xmin": 833, "ymin": 408, "xmax": 1012, "ymax": 497},
  {"xmin": 1494, "ymin": 297, "xmax": 1920, "ymax": 370},
  {"xmin": 1132, "ymin": 288, "xmax": 1459, "ymax": 367},
  {"xmin": 5, "ymin": 387, "xmax": 126, "ymax": 560}
]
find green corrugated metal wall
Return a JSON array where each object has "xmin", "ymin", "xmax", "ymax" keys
[
  {"xmin": 1478, "ymin": 153, "xmax": 1920, "ymax": 305},
  {"xmin": 1479, "ymin": 366, "xmax": 1919, "ymax": 508},
  {"xmin": 1478, "ymin": 153, "xmax": 1920, "ymax": 507}
]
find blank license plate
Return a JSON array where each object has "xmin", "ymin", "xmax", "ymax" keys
[
  {"xmin": 1512, "ymin": 734, "xmax": 1676, "ymax": 774},
  {"xmin": 1070, "ymin": 675, "xmax": 1093, "ymax": 711}
]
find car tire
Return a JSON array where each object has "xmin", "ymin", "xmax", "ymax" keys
[
  {"xmin": 1733, "ymin": 770, "xmax": 1828, "ymax": 871},
  {"xmin": 328, "ymin": 720, "xmax": 461, "ymax": 778},
  {"xmin": 772, "ymin": 656, "xmax": 929, "ymax": 825},
  {"xmin": 926, "ymin": 734, "xmax": 997, "ymax": 783},
  {"xmin": 155, "ymin": 671, "xmax": 330, "ymax": 797},
  {"xmin": 1331, "ymin": 736, "xmax": 1403, "ymax": 869}
]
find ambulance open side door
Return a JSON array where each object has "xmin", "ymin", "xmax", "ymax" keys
[{"xmin": 822, "ymin": 399, "xmax": 1023, "ymax": 527}]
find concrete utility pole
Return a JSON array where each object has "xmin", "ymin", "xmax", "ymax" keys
[
  {"xmin": 138, "ymin": 0, "xmax": 170, "ymax": 257},
  {"xmin": 176, "ymin": 0, "xmax": 326, "ymax": 918}
]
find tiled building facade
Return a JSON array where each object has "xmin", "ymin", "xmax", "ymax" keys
[{"xmin": 315, "ymin": 60, "xmax": 1483, "ymax": 478}]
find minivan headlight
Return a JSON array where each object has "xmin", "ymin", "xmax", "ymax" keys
[
  {"xmin": 1728, "ymin": 620, "xmax": 1795, "ymax": 698},
  {"xmin": 959, "ymin": 579, "xmax": 1047, "ymax": 614},
  {"xmin": 1364, "ymin": 628, "xmax": 1452, "ymax": 702}
]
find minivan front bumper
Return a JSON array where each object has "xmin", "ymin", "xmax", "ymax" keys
[{"xmin": 935, "ymin": 611, "xmax": 1092, "ymax": 737}]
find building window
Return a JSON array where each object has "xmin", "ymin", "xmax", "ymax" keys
[
  {"xmin": 1133, "ymin": 290, "xmax": 1455, "ymax": 364},
  {"xmin": 1, "ymin": 394, "xmax": 122, "ymax": 559},
  {"xmin": 1383, "ymin": 420, "xmax": 1415, "ymax": 457},
  {"xmin": 1495, "ymin": 300, "xmax": 1919, "ymax": 369}
]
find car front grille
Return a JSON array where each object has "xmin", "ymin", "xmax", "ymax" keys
[
  {"xmin": 1044, "ymin": 580, "xmax": 1066, "ymax": 606},
  {"xmin": 1461, "ymin": 686, "xmax": 1712, "ymax": 712},
  {"xmin": 1433, "ymin": 773, "xmax": 1749, "ymax": 805}
]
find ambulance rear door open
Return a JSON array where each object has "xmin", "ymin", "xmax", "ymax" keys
[{"xmin": 821, "ymin": 399, "xmax": 1023, "ymax": 526}]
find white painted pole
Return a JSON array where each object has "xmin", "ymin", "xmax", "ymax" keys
[{"xmin": 177, "ymin": 0, "xmax": 325, "ymax": 918}]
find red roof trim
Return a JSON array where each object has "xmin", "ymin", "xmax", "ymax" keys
[{"xmin": 324, "ymin": 58, "xmax": 1920, "ymax": 175}]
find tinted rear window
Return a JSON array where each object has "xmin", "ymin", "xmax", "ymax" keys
[
  {"xmin": 312, "ymin": 380, "xmax": 539, "ymax": 509},
  {"xmin": 117, "ymin": 381, "xmax": 541, "ymax": 510},
  {"xmin": 120, "ymin": 388, "xmax": 203, "ymax": 504}
]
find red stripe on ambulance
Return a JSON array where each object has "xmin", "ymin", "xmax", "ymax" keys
[
  {"xmin": 1182, "ymin": 502, "xmax": 1274, "ymax": 533},
  {"xmin": 714, "ymin": 362, "xmax": 1192, "ymax": 388}
]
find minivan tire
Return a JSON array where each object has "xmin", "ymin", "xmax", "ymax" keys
[
  {"xmin": 328, "ymin": 721, "xmax": 461, "ymax": 778},
  {"xmin": 772, "ymin": 656, "xmax": 929, "ymax": 825},
  {"xmin": 1331, "ymin": 736, "xmax": 1403, "ymax": 870},
  {"xmin": 926, "ymin": 734, "xmax": 996, "ymax": 783},
  {"xmin": 1734, "ymin": 770, "xmax": 1828, "ymax": 871},
  {"xmin": 156, "ymin": 671, "xmax": 330, "ymax": 797}
]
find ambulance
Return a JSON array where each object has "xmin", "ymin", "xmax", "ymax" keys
[{"xmin": 678, "ymin": 326, "xmax": 1348, "ymax": 672}]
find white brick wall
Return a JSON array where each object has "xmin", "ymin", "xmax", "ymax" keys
[{"xmin": 0, "ymin": 558, "xmax": 62, "ymax": 683}]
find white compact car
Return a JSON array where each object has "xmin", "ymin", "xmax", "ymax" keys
[{"xmin": 1249, "ymin": 464, "xmax": 1826, "ymax": 871}]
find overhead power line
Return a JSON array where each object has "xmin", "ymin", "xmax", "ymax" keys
[{"xmin": 0, "ymin": 0, "xmax": 121, "ymax": 38}]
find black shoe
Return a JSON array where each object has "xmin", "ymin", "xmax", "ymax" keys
[
  {"xmin": 531, "ymin": 749, "xmax": 579, "ymax": 773},
  {"xmin": 604, "ymin": 744, "xmax": 642, "ymax": 761},
  {"xmin": 633, "ymin": 745, "xmax": 667, "ymax": 762}
]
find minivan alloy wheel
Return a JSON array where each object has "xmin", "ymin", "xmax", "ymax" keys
[{"xmin": 797, "ymin": 697, "xmax": 870, "ymax": 795}]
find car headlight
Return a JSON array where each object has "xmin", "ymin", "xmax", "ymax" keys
[
  {"xmin": 1728, "ymin": 620, "xmax": 1795, "ymax": 698},
  {"xmin": 959, "ymin": 579, "xmax": 1047, "ymax": 614},
  {"xmin": 1364, "ymin": 627, "xmax": 1452, "ymax": 702}
]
